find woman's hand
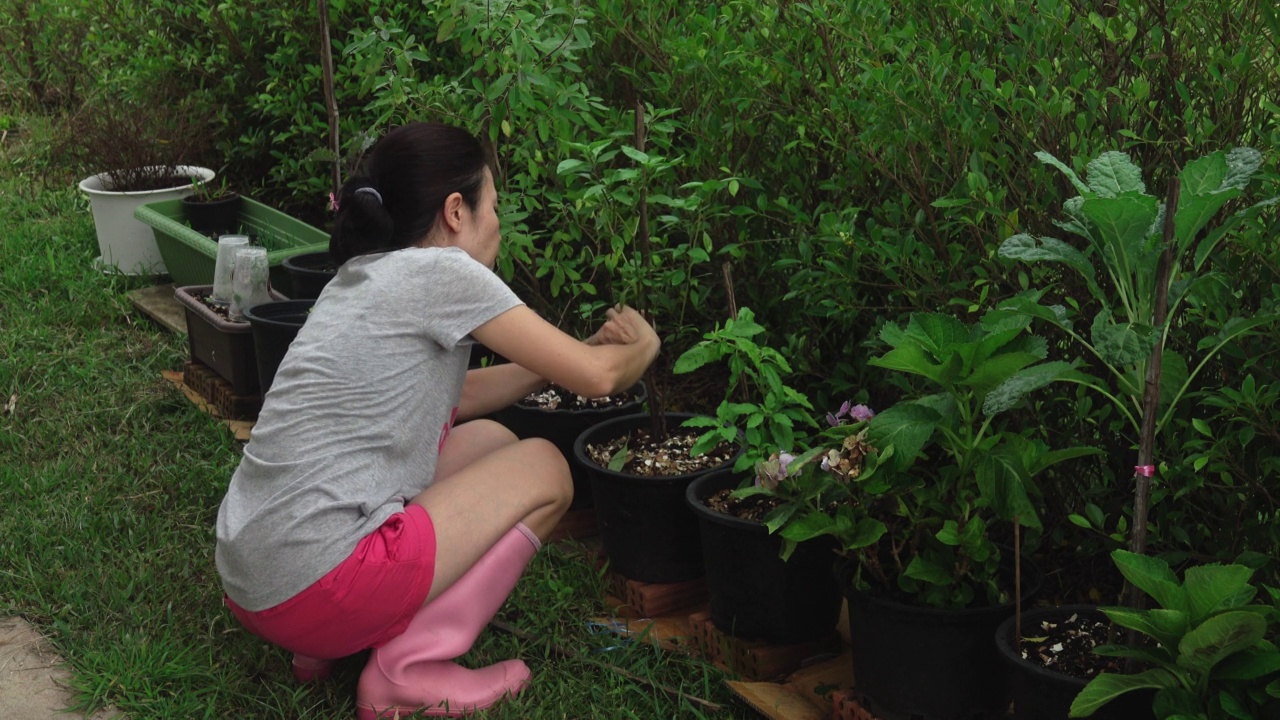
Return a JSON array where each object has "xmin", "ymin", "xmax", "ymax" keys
[{"xmin": 590, "ymin": 304, "xmax": 657, "ymax": 347}]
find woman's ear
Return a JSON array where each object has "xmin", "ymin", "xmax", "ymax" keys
[{"xmin": 439, "ymin": 191, "xmax": 466, "ymax": 233}]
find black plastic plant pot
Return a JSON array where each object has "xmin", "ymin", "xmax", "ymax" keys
[
  {"xmin": 174, "ymin": 284, "xmax": 260, "ymax": 396},
  {"xmin": 242, "ymin": 299, "xmax": 314, "ymax": 395},
  {"xmin": 181, "ymin": 194, "xmax": 243, "ymax": 235},
  {"xmin": 495, "ymin": 383, "xmax": 647, "ymax": 510},
  {"xmin": 686, "ymin": 469, "xmax": 842, "ymax": 644},
  {"xmin": 281, "ymin": 251, "xmax": 339, "ymax": 300},
  {"xmin": 838, "ymin": 556, "xmax": 1042, "ymax": 720},
  {"xmin": 995, "ymin": 605, "xmax": 1156, "ymax": 720},
  {"xmin": 572, "ymin": 413, "xmax": 740, "ymax": 583}
]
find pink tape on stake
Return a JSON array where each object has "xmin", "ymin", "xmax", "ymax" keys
[{"xmin": 1134, "ymin": 465, "xmax": 1156, "ymax": 478}]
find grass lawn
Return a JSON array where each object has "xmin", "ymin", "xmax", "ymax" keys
[{"xmin": 0, "ymin": 120, "xmax": 754, "ymax": 719}]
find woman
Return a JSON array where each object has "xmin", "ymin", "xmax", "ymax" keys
[{"xmin": 215, "ymin": 122, "xmax": 660, "ymax": 719}]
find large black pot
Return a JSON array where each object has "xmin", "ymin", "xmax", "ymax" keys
[
  {"xmin": 181, "ymin": 194, "xmax": 243, "ymax": 235},
  {"xmin": 243, "ymin": 299, "xmax": 314, "ymax": 395},
  {"xmin": 281, "ymin": 251, "xmax": 338, "ymax": 300},
  {"xmin": 840, "ymin": 555, "xmax": 1042, "ymax": 720},
  {"xmin": 573, "ymin": 413, "xmax": 739, "ymax": 583},
  {"xmin": 495, "ymin": 383, "xmax": 647, "ymax": 509},
  {"xmin": 686, "ymin": 469, "xmax": 842, "ymax": 644},
  {"xmin": 995, "ymin": 604, "xmax": 1156, "ymax": 720}
]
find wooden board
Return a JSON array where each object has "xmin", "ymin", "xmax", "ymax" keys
[{"xmin": 127, "ymin": 283, "xmax": 186, "ymax": 334}]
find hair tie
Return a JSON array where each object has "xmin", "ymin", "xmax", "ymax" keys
[{"xmin": 354, "ymin": 187, "xmax": 383, "ymax": 205}]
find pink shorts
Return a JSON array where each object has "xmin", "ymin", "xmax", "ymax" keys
[{"xmin": 225, "ymin": 504, "xmax": 437, "ymax": 659}]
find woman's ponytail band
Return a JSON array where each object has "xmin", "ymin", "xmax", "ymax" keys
[{"xmin": 354, "ymin": 187, "xmax": 383, "ymax": 205}]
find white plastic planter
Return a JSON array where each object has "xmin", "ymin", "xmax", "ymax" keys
[{"xmin": 78, "ymin": 165, "xmax": 214, "ymax": 275}]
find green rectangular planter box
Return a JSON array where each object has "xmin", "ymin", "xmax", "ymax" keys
[{"xmin": 134, "ymin": 197, "xmax": 328, "ymax": 296}]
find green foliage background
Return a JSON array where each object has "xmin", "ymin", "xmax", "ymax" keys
[{"xmin": 4, "ymin": 0, "xmax": 1280, "ymax": 588}]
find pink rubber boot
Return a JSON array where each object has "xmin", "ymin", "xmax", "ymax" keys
[
  {"xmin": 354, "ymin": 523, "xmax": 540, "ymax": 719},
  {"xmin": 292, "ymin": 654, "xmax": 333, "ymax": 683}
]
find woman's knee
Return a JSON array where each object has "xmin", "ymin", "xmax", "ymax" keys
[
  {"xmin": 462, "ymin": 418, "xmax": 519, "ymax": 446},
  {"xmin": 520, "ymin": 438, "xmax": 573, "ymax": 505}
]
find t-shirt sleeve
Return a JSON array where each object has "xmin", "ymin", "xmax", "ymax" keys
[{"xmin": 420, "ymin": 248, "xmax": 523, "ymax": 348}]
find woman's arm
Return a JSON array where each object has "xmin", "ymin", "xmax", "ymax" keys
[
  {"xmin": 456, "ymin": 363, "xmax": 546, "ymax": 422},
  {"xmin": 469, "ymin": 304, "xmax": 659, "ymax": 404}
]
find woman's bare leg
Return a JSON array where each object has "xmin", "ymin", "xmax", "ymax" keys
[{"xmin": 408, "ymin": 419, "xmax": 572, "ymax": 602}]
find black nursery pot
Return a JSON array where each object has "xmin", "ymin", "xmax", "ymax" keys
[
  {"xmin": 182, "ymin": 194, "xmax": 243, "ymax": 235},
  {"xmin": 995, "ymin": 605, "xmax": 1156, "ymax": 720},
  {"xmin": 839, "ymin": 556, "xmax": 1042, "ymax": 720},
  {"xmin": 495, "ymin": 383, "xmax": 647, "ymax": 510},
  {"xmin": 573, "ymin": 413, "xmax": 740, "ymax": 583},
  {"xmin": 281, "ymin": 251, "xmax": 339, "ymax": 300},
  {"xmin": 242, "ymin": 299, "xmax": 314, "ymax": 395},
  {"xmin": 686, "ymin": 469, "xmax": 842, "ymax": 644}
]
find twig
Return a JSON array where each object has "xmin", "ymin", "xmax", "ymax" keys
[{"xmin": 488, "ymin": 619, "xmax": 724, "ymax": 713}]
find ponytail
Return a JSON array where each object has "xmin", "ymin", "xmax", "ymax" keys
[
  {"xmin": 327, "ymin": 123, "xmax": 488, "ymax": 267},
  {"xmin": 329, "ymin": 178, "xmax": 394, "ymax": 265}
]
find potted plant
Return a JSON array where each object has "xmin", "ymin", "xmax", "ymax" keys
[
  {"xmin": 181, "ymin": 174, "xmax": 243, "ymax": 236},
  {"xmin": 994, "ymin": 147, "xmax": 1280, "ymax": 718},
  {"xmin": 175, "ymin": 284, "xmax": 288, "ymax": 398},
  {"xmin": 243, "ymin": 299, "xmax": 316, "ymax": 395},
  {"xmin": 772, "ymin": 308, "xmax": 1098, "ymax": 719},
  {"xmin": 495, "ymin": 381, "xmax": 647, "ymax": 510},
  {"xmin": 134, "ymin": 197, "xmax": 330, "ymax": 293},
  {"xmin": 1064, "ymin": 550, "xmax": 1280, "ymax": 719},
  {"xmin": 565, "ymin": 103, "xmax": 746, "ymax": 583},
  {"xmin": 674, "ymin": 307, "xmax": 853, "ymax": 644},
  {"xmin": 59, "ymin": 92, "xmax": 216, "ymax": 275},
  {"xmin": 281, "ymin": 251, "xmax": 340, "ymax": 300}
]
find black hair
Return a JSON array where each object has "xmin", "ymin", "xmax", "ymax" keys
[{"xmin": 329, "ymin": 123, "xmax": 488, "ymax": 265}]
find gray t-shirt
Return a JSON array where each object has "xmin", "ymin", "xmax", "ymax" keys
[{"xmin": 216, "ymin": 246, "xmax": 522, "ymax": 611}]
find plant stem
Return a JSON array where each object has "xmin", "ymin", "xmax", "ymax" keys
[
  {"xmin": 1127, "ymin": 177, "xmax": 1180, "ymax": 582},
  {"xmin": 633, "ymin": 98, "xmax": 666, "ymax": 440},
  {"xmin": 317, "ymin": 0, "xmax": 341, "ymax": 196}
]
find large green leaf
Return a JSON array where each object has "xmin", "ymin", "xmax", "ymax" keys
[
  {"xmin": 999, "ymin": 295, "xmax": 1076, "ymax": 332},
  {"xmin": 1212, "ymin": 645, "xmax": 1280, "ymax": 681},
  {"xmin": 904, "ymin": 556, "xmax": 952, "ymax": 586},
  {"xmin": 1111, "ymin": 550, "xmax": 1188, "ymax": 612},
  {"xmin": 1069, "ymin": 669, "xmax": 1180, "ymax": 718},
  {"xmin": 900, "ymin": 313, "xmax": 971, "ymax": 357},
  {"xmin": 1183, "ymin": 564, "xmax": 1255, "ymax": 622},
  {"xmin": 1091, "ymin": 310, "xmax": 1159, "ymax": 366},
  {"xmin": 1221, "ymin": 147, "xmax": 1263, "ymax": 190},
  {"xmin": 1179, "ymin": 150, "xmax": 1230, "ymax": 196},
  {"xmin": 1103, "ymin": 607, "xmax": 1189, "ymax": 650},
  {"xmin": 982, "ymin": 360, "xmax": 1077, "ymax": 415},
  {"xmin": 1085, "ymin": 151, "xmax": 1147, "ymax": 197},
  {"xmin": 1078, "ymin": 194, "xmax": 1160, "ymax": 275},
  {"xmin": 1036, "ymin": 151, "xmax": 1091, "ymax": 195},
  {"xmin": 869, "ymin": 343, "xmax": 959, "ymax": 386},
  {"xmin": 1174, "ymin": 189, "xmax": 1240, "ymax": 251},
  {"xmin": 865, "ymin": 402, "xmax": 940, "ymax": 469},
  {"xmin": 1177, "ymin": 611, "xmax": 1267, "ymax": 676},
  {"xmin": 975, "ymin": 449, "xmax": 1039, "ymax": 526},
  {"xmin": 962, "ymin": 352, "xmax": 1045, "ymax": 396},
  {"xmin": 998, "ymin": 234, "xmax": 1097, "ymax": 283}
]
